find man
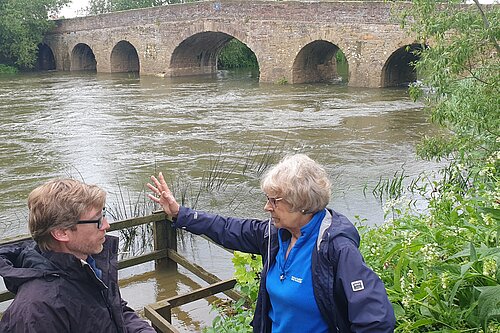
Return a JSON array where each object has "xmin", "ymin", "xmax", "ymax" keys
[{"xmin": 0, "ymin": 179, "xmax": 155, "ymax": 333}]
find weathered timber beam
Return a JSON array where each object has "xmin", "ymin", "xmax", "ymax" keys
[
  {"xmin": 109, "ymin": 211, "xmax": 169, "ymax": 231},
  {"xmin": 0, "ymin": 211, "xmax": 170, "ymax": 246},
  {"xmin": 167, "ymin": 249, "xmax": 241, "ymax": 301},
  {"xmin": 118, "ymin": 249, "xmax": 169, "ymax": 269},
  {"xmin": 166, "ymin": 278, "xmax": 237, "ymax": 308},
  {"xmin": 144, "ymin": 279, "xmax": 237, "ymax": 333},
  {"xmin": 144, "ymin": 303, "xmax": 180, "ymax": 333}
]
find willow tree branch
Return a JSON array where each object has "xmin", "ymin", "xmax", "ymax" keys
[{"xmin": 472, "ymin": 0, "xmax": 500, "ymax": 55}]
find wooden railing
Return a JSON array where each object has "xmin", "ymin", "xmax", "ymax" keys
[{"xmin": 0, "ymin": 211, "xmax": 240, "ymax": 332}]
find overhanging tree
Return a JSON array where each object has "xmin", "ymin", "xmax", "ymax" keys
[
  {"xmin": 401, "ymin": 0, "xmax": 499, "ymax": 168},
  {"xmin": 85, "ymin": 0, "xmax": 195, "ymax": 15},
  {"xmin": 372, "ymin": 1, "xmax": 500, "ymax": 330},
  {"xmin": 0, "ymin": 0, "xmax": 70, "ymax": 69}
]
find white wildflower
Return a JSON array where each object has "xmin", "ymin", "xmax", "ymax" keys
[
  {"xmin": 420, "ymin": 242, "xmax": 440, "ymax": 262},
  {"xmin": 369, "ymin": 243, "xmax": 380, "ymax": 256},
  {"xmin": 441, "ymin": 272, "xmax": 450, "ymax": 289},
  {"xmin": 400, "ymin": 269, "xmax": 417, "ymax": 308},
  {"xmin": 483, "ymin": 258, "xmax": 497, "ymax": 277},
  {"xmin": 481, "ymin": 213, "xmax": 494, "ymax": 226},
  {"xmin": 487, "ymin": 321, "xmax": 500, "ymax": 333}
]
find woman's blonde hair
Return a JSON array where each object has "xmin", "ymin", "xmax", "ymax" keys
[
  {"xmin": 261, "ymin": 154, "xmax": 331, "ymax": 214},
  {"xmin": 28, "ymin": 178, "xmax": 106, "ymax": 252}
]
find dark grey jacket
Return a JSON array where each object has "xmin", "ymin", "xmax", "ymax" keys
[
  {"xmin": 0, "ymin": 235, "xmax": 155, "ymax": 333},
  {"xmin": 175, "ymin": 206, "xmax": 395, "ymax": 333}
]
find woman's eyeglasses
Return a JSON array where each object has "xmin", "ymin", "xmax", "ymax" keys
[
  {"xmin": 266, "ymin": 195, "xmax": 283, "ymax": 209},
  {"xmin": 77, "ymin": 207, "xmax": 107, "ymax": 229}
]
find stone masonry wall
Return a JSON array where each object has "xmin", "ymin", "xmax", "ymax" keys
[{"xmin": 45, "ymin": 1, "xmax": 416, "ymax": 87}]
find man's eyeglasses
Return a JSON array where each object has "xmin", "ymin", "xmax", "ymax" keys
[
  {"xmin": 77, "ymin": 208, "xmax": 107, "ymax": 229},
  {"xmin": 266, "ymin": 195, "xmax": 283, "ymax": 209}
]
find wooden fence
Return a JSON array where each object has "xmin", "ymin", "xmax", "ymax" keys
[{"xmin": 0, "ymin": 211, "xmax": 240, "ymax": 332}]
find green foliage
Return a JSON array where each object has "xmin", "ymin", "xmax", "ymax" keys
[
  {"xmin": 0, "ymin": 64, "xmax": 18, "ymax": 74},
  {"xmin": 276, "ymin": 77, "xmax": 288, "ymax": 85},
  {"xmin": 358, "ymin": 1, "xmax": 500, "ymax": 331},
  {"xmin": 232, "ymin": 251, "xmax": 262, "ymax": 304},
  {"xmin": 86, "ymin": 0, "xmax": 166, "ymax": 15},
  {"xmin": 401, "ymin": 0, "xmax": 499, "ymax": 168},
  {"xmin": 205, "ymin": 252, "xmax": 262, "ymax": 333},
  {"xmin": 359, "ymin": 163, "xmax": 499, "ymax": 331},
  {"xmin": 0, "ymin": 0, "xmax": 69, "ymax": 68},
  {"xmin": 85, "ymin": 0, "xmax": 199, "ymax": 15},
  {"xmin": 336, "ymin": 49, "xmax": 347, "ymax": 64},
  {"xmin": 371, "ymin": 169, "xmax": 408, "ymax": 205},
  {"xmin": 217, "ymin": 38, "xmax": 258, "ymax": 70}
]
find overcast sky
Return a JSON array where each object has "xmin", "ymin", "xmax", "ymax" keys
[
  {"xmin": 58, "ymin": 0, "xmax": 498, "ymax": 18},
  {"xmin": 59, "ymin": 0, "xmax": 89, "ymax": 18}
]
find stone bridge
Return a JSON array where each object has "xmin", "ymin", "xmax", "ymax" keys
[{"xmin": 40, "ymin": 1, "xmax": 421, "ymax": 87}]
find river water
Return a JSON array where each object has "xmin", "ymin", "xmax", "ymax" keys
[{"xmin": 0, "ymin": 70, "xmax": 440, "ymax": 330}]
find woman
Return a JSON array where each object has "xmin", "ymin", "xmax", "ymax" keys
[{"xmin": 148, "ymin": 154, "xmax": 395, "ymax": 333}]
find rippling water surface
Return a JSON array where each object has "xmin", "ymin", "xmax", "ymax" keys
[{"xmin": 0, "ymin": 70, "xmax": 441, "ymax": 329}]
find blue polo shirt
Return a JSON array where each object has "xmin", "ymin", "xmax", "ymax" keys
[
  {"xmin": 86, "ymin": 255, "xmax": 102, "ymax": 279},
  {"xmin": 266, "ymin": 209, "xmax": 328, "ymax": 333}
]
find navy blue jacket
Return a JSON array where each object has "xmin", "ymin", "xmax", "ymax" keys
[
  {"xmin": 0, "ymin": 235, "xmax": 155, "ymax": 333},
  {"xmin": 175, "ymin": 206, "xmax": 395, "ymax": 333}
]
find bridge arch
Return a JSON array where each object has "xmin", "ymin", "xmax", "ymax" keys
[
  {"xmin": 43, "ymin": 1, "xmax": 416, "ymax": 87},
  {"xmin": 110, "ymin": 40, "xmax": 140, "ymax": 73},
  {"xmin": 71, "ymin": 43, "xmax": 97, "ymax": 72},
  {"xmin": 381, "ymin": 43, "xmax": 425, "ymax": 87},
  {"xmin": 170, "ymin": 31, "xmax": 258, "ymax": 77},
  {"xmin": 35, "ymin": 43, "xmax": 56, "ymax": 70},
  {"xmin": 292, "ymin": 40, "xmax": 348, "ymax": 84}
]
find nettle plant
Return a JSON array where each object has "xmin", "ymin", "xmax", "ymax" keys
[
  {"xmin": 359, "ymin": 161, "xmax": 499, "ymax": 332},
  {"xmin": 205, "ymin": 252, "xmax": 262, "ymax": 333},
  {"xmin": 363, "ymin": 0, "xmax": 500, "ymax": 330}
]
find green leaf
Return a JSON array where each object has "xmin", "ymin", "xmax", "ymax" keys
[
  {"xmin": 0, "ymin": 0, "xmax": 70, "ymax": 68},
  {"xmin": 394, "ymin": 254, "xmax": 409, "ymax": 292},
  {"xmin": 475, "ymin": 286, "xmax": 500, "ymax": 323},
  {"xmin": 408, "ymin": 318, "xmax": 436, "ymax": 329},
  {"xmin": 448, "ymin": 278, "xmax": 464, "ymax": 307},
  {"xmin": 460, "ymin": 261, "xmax": 475, "ymax": 277},
  {"xmin": 478, "ymin": 207, "xmax": 500, "ymax": 223},
  {"xmin": 470, "ymin": 242, "xmax": 478, "ymax": 261},
  {"xmin": 393, "ymin": 302, "xmax": 405, "ymax": 317}
]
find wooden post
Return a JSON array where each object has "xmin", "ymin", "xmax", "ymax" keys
[
  {"xmin": 153, "ymin": 211, "xmax": 177, "ymax": 269},
  {"xmin": 144, "ymin": 301, "xmax": 178, "ymax": 333}
]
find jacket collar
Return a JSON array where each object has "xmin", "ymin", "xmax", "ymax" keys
[
  {"xmin": 316, "ymin": 208, "xmax": 360, "ymax": 251},
  {"xmin": 0, "ymin": 235, "xmax": 118, "ymax": 293}
]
